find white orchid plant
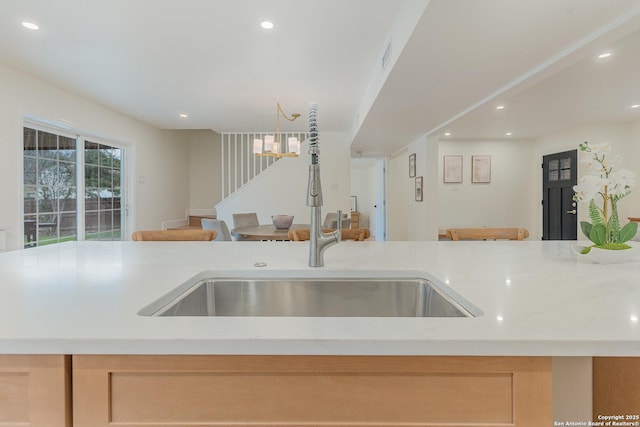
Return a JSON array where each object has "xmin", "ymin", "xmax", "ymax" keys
[{"xmin": 573, "ymin": 141, "xmax": 637, "ymax": 252}]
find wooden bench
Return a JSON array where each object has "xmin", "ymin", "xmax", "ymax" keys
[
  {"xmin": 288, "ymin": 228, "xmax": 371, "ymax": 241},
  {"xmin": 131, "ymin": 229, "xmax": 216, "ymax": 241},
  {"xmin": 445, "ymin": 228, "xmax": 529, "ymax": 241}
]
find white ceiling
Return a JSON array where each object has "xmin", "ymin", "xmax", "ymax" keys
[{"xmin": 2, "ymin": 0, "xmax": 640, "ymax": 156}]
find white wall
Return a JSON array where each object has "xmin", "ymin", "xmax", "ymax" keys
[
  {"xmin": 216, "ymin": 132, "xmax": 351, "ymax": 231},
  {"xmin": 438, "ymin": 138, "xmax": 536, "ymax": 236},
  {"xmin": 350, "ymin": 158, "xmax": 376, "ymax": 231},
  {"xmin": 382, "ymin": 135, "xmax": 439, "ymax": 241},
  {"xmin": 0, "ymin": 63, "xmax": 190, "ymax": 250},
  {"xmin": 386, "ymin": 149, "xmax": 409, "ymax": 240},
  {"xmin": 184, "ymin": 129, "xmax": 222, "ymax": 212}
]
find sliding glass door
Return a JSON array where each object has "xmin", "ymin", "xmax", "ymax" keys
[{"xmin": 23, "ymin": 125, "xmax": 125, "ymax": 247}]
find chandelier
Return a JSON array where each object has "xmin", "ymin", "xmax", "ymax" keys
[{"xmin": 253, "ymin": 102, "xmax": 301, "ymax": 158}]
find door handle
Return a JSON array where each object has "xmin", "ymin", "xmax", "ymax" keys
[{"xmin": 566, "ymin": 209, "xmax": 577, "ymax": 215}]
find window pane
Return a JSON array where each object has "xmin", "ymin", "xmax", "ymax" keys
[
  {"xmin": 24, "ymin": 157, "xmax": 37, "ymax": 185},
  {"xmin": 112, "ymin": 196, "xmax": 121, "ymax": 210},
  {"xmin": 113, "ymin": 170, "xmax": 121, "ymax": 188},
  {"xmin": 548, "ymin": 159, "xmax": 559, "ymax": 171},
  {"xmin": 24, "ymin": 128, "xmax": 37, "ymax": 152},
  {"xmin": 549, "ymin": 170, "xmax": 559, "ymax": 181},
  {"xmin": 59, "ymin": 213, "xmax": 77, "ymax": 240},
  {"xmin": 24, "ymin": 186, "xmax": 37, "ymax": 214},
  {"xmin": 113, "ymin": 148, "xmax": 123, "ymax": 163},
  {"xmin": 99, "ymin": 145, "xmax": 112, "ymax": 167},
  {"xmin": 38, "ymin": 131, "xmax": 58, "ymax": 159},
  {"xmin": 38, "ymin": 187, "xmax": 57, "ymax": 212},
  {"xmin": 58, "ymin": 136, "xmax": 76, "ymax": 162},
  {"xmin": 85, "ymin": 188, "xmax": 99, "ymax": 211},
  {"xmin": 85, "ymin": 211, "xmax": 99, "ymax": 235},
  {"xmin": 99, "ymin": 193, "xmax": 113, "ymax": 210},
  {"xmin": 85, "ymin": 164, "xmax": 99, "ymax": 187},
  {"xmin": 24, "ymin": 215, "xmax": 37, "ymax": 246},
  {"xmin": 101, "ymin": 167, "xmax": 113, "ymax": 188},
  {"xmin": 58, "ymin": 161, "xmax": 76, "ymax": 187},
  {"xmin": 37, "ymin": 158, "xmax": 58, "ymax": 185},
  {"xmin": 59, "ymin": 187, "xmax": 77, "ymax": 212},
  {"xmin": 560, "ymin": 158, "xmax": 571, "ymax": 169},
  {"xmin": 560, "ymin": 169, "xmax": 571, "ymax": 180},
  {"xmin": 38, "ymin": 213, "xmax": 59, "ymax": 243},
  {"xmin": 84, "ymin": 141, "xmax": 100, "ymax": 165},
  {"xmin": 100, "ymin": 210, "xmax": 113, "ymax": 233},
  {"xmin": 113, "ymin": 209, "xmax": 122, "ymax": 230}
]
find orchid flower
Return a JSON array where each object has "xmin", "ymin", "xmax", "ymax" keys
[{"xmin": 573, "ymin": 141, "xmax": 637, "ymax": 248}]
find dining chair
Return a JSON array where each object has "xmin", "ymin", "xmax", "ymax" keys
[
  {"xmin": 322, "ymin": 212, "xmax": 351, "ymax": 229},
  {"xmin": 201, "ymin": 219, "xmax": 232, "ymax": 241},
  {"xmin": 131, "ymin": 229, "xmax": 216, "ymax": 241},
  {"xmin": 232, "ymin": 213, "xmax": 259, "ymax": 229}
]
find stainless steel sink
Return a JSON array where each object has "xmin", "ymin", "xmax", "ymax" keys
[{"xmin": 139, "ymin": 274, "xmax": 482, "ymax": 318}]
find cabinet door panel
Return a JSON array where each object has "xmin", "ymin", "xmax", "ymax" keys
[
  {"xmin": 73, "ymin": 355, "xmax": 551, "ymax": 427},
  {"xmin": 0, "ymin": 355, "xmax": 71, "ymax": 427}
]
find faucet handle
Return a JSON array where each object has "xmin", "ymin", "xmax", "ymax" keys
[{"xmin": 336, "ymin": 210, "xmax": 342, "ymax": 242}]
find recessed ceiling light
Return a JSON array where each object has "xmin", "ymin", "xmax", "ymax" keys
[
  {"xmin": 505, "ymin": 132, "xmax": 512, "ymax": 136},
  {"xmin": 22, "ymin": 21, "xmax": 39, "ymax": 30},
  {"xmin": 444, "ymin": 132, "xmax": 451, "ymax": 136},
  {"xmin": 496, "ymin": 105, "xmax": 505, "ymax": 110},
  {"xmin": 179, "ymin": 114, "xmax": 188, "ymax": 118},
  {"xmin": 261, "ymin": 20, "xmax": 274, "ymax": 30},
  {"xmin": 598, "ymin": 52, "xmax": 612, "ymax": 59},
  {"xmin": 631, "ymin": 104, "xmax": 640, "ymax": 109}
]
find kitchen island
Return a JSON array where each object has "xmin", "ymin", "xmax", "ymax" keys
[{"xmin": 0, "ymin": 240, "xmax": 638, "ymax": 426}]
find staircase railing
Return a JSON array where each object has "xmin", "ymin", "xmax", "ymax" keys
[{"xmin": 221, "ymin": 132, "xmax": 307, "ymax": 199}]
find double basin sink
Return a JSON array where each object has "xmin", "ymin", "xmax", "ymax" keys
[{"xmin": 139, "ymin": 271, "xmax": 482, "ymax": 318}]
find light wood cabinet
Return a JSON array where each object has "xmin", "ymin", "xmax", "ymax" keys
[
  {"xmin": 16, "ymin": 353, "xmax": 640, "ymax": 424},
  {"xmin": 593, "ymin": 357, "xmax": 640, "ymax": 417},
  {"xmin": 73, "ymin": 355, "xmax": 551, "ymax": 427},
  {"xmin": 0, "ymin": 355, "xmax": 71, "ymax": 427}
]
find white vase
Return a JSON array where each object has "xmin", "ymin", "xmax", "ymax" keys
[{"xmin": 573, "ymin": 242, "xmax": 640, "ymax": 264}]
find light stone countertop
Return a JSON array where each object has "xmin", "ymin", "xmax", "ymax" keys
[{"xmin": 0, "ymin": 240, "xmax": 639, "ymax": 356}]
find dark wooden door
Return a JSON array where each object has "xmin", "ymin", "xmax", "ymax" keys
[{"xmin": 542, "ymin": 150, "xmax": 578, "ymax": 240}]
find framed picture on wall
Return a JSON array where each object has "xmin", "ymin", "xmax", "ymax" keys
[
  {"xmin": 443, "ymin": 155, "xmax": 463, "ymax": 183},
  {"xmin": 409, "ymin": 153, "xmax": 416, "ymax": 178},
  {"xmin": 415, "ymin": 176, "xmax": 423, "ymax": 201},
  {"xmin": 472, "ymin": 155, "xmax": 491, "ymax": 183}
]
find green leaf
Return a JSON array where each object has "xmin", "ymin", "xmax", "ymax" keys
[
  {"xmin": 618, "ymin": 222, "xmax": 638, "ymax": 243},
  {"xmin": 589, "ymin": 224, "xmax": 606, "ymax": 245},
  {"xmin": 588, "ymin": 200, "xmax": 605, "ymax": 226},
  {"xmin": 580, "ymin": 221, "xmax": 593, "ymax": 239},
  {"xmin": 609, "ymin": 199, "xmax": 621, "ymax": 235}
]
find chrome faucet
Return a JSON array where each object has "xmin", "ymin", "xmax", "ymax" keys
[{"xmin": 306, "ymin": 103, "xmax": 341, "ymax": 267}]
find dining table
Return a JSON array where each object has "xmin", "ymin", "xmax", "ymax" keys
[{"xmin": 230, "ymin": 224, "xmax": 309, "ymax": 241}]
